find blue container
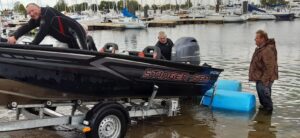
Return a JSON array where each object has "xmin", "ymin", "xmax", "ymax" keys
[
  {"xmin": 216, "ymin": 80, "xmax": 242, "ymax": 91},
  {"xmin": 202, "ymin": 89, "xmax": 256, "ymax": 112}
]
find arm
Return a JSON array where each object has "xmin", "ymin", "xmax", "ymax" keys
[
  {"xmin": 12, "ymin": 19, "xmax": 39, "ymax": 39},
  {"xmin": 261, "ymin": 47, "xmax": 276, "ymax": 86},
  {"xmin": 31, "ymin": 19, "xmax": 50, "ymax": 45},
  {"xmin": 168, "ymin": 38, "xmax": 174, "ymax": 47}
]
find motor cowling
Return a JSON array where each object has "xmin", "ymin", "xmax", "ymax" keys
[{"xmin": 171, "ymin": 37, "xmax": 200, "ymax": 65}]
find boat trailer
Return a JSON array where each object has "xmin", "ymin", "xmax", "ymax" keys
[{"xmin": 0, "ymin": 85, "xmax": 179, "ymax": 138}]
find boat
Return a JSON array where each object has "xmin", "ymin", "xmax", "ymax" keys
[
  {"xmin": 188, "ymin": 6, "xmax": 207, "ymax": 19},
  {"xmin": 246, "ymin": 4, "xmax": 275, "ymax": 20},
  {"xmin": 112, "ymin": 4, "xmax": 148, "ymax": 29},
  {"xmin": 272, "ymin": 12, "xmax": 295, "ymax": 20},
  {"xmin": 206, "ymin": 13, "xmax": 246, "ymax": 23},
  {"xmin": 0, "ymin": 38, "xmax": 223, "ymax": 105},
  {"xmin": 269, "ymin": 5, "xmax": 295, "ymax": 20},
  {"xmin": 290, "ymin": 7, "xmax": 300, "ymax": 18},
  {"xmin": 112, "ymin": 17, "xmax": 148, "ymax": 29},
  {"xmin": 247, "ymin": 12, "xmax": 276, "ymax": 21}
]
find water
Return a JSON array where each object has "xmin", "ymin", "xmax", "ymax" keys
[
  {"xmin": 90, "ymin": 20, "xmax": 300, "ymax": 138},
  {"xmin": 1, "ymin": 20, "xmax": 300, "ymax": 138}
]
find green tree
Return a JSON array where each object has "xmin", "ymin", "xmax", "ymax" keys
[
  {"xmin": 260, "ymin": 0, "xmax": 288, "ymax": 6},
  {"xmin": 127, "ymin": 0, "xmax": 140, "ymax": 15},
  {"xmin": 54, "ymin": 0, "xmax": 69, "ymax": 12},
  {"xmin": 117, "ymin": 0, "xmax": 123, "ymax": 11},
  {"xmin": 161, "ymin": 4, "xmax": 176, "ymax": 11},
  {"xmin": 144, "ymin": 4, "xmax": 150, "ymax": 18},
  {"xmin": 180, "ymin": 0, "xmax": 193, "ymax": 9},
  {"xmin": 13, "ymin": 2, "xmax": 26, "ymax": 17},
  {"xmin": 99, "ymin": 1, "xmax": 116, "ymax": 11},
  {"xmin": 152, "ymin": 4, "xmax": 158, "ymax": 13},
  {"xmin": 90, "ymin": 4, "xmax": 98, "ymax": 12}
]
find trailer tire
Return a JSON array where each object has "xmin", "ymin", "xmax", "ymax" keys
[{"xmin": 86, "ymin": 104, "xmax": 128, "ymax": 138}]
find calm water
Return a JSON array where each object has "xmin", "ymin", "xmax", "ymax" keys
[
  {"xmin": 90, "ymin": 20, "xmax": 300, "ymax": 138},
  {"xmin": 1, "ymin": 20, "xmax": 300, "ymax": 138}
]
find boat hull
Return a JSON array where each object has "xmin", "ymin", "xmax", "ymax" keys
[
  {"xmin": 0, "ymin": 44, "xmax": 222, "ymax": 104},
  {"xmin": 273, "ymin": 13, "xmax": 295, "ymax": 21}
]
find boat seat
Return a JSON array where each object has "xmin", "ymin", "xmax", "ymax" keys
[
  {"xmin": 86, "ymin": 35, "xmax": 97, "ymax": 51},
  {"xmin": 142, "ymin": 46, "xmax": 161, "ymax": 59},
  {"xmin": 100, "ymin": 43, "xmax": 119, "ymax": 54}
]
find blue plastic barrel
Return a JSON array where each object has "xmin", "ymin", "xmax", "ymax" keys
[
  {"xmin": 202, "ymin": 89, "xmax": 256, "ymax": 112},
  {"xmin": 216, "ymin": 80, "xmax": 242, "ymax": 91}
]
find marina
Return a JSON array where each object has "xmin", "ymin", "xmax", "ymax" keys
[{"xmin": 0, "ymin": 0, "xmax": 300, "ymax": 138}]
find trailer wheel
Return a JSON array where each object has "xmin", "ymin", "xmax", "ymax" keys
[{"xmin": 86, "ymin": 104, "xmax": 128, "ymax": 138}]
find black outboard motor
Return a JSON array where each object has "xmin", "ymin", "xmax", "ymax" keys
[{"xmin": 171, "ymin": 37, "xmax": 200, "ymax": 65}]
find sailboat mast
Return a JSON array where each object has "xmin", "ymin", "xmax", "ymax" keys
[{"xmin": 123, "ymin": 0, "xmax": 126, "ymax": 9}]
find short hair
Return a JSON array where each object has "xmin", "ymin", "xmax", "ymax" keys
[
  {"xmin": 256, "ymin": 29, "xmax": 268, "ymax": 40},
  {"xmin": 26, "ymin": 3, "xmax": 40, "ymax": 8},
  {"xmin": 158, "ymin": 31, "xmax": 167, "ymax": 38}
]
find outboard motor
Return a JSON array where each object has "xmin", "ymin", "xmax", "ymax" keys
[
  {"xmin": 171, "ymin": 37, "xmax": 200, "ymax": 65},
  {"xmin": 100, "ymin": 43, "xmax": 119, "ymax": 54}
]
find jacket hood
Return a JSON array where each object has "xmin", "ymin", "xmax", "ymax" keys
[{"xmin": 267, "ymin": 38, "xmax": 275, "ymax": 45}]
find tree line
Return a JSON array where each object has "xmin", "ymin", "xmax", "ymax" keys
[
  {"xmin": 12, "ymin": 0, "xmax": 290, "ymax": 16},
  {"xmin": 12, "ymin": 0, "xmax": 193, "ymax": 15}
]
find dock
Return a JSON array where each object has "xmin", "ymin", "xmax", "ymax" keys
[
  {"xmin": 84, "ymin": 22, "xmax": 125, "ymax": 31},
  {"xmin": 147, "ymin": 20, "xmax": 177, "ymax": 27},
  {"xmin": 85, "ymin": 18, "xmax": 226, "ymax": 30}
]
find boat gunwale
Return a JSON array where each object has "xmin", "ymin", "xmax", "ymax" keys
[{"xmin": 0, "ymin": 44, "xmax": 224, "ymax": 72}]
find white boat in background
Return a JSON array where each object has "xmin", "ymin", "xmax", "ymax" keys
[
  {"xmin": 290, "ymin": 7, "xmax": 300, "ymax": 18},
  {"xmin": 152, "ymin": 9, "xmax": 180, "ymax": 21},
  {"xmin": 153, "ymin": 14, "xmax": 180, "ymax": 21},
  {"xmin": 247, "ymin": 11, "xmax": 276, "ymax": 21},
  {"xmin": 206, "ymin": 12, "xmax": 246, "ymax": 23},
  {"xmin": 113, "ymin": 17, "xmax": 148, "ymax": 29},
  {"xmin": 188, "ymin": 6, "xmax": 206, "ymax": 18}
]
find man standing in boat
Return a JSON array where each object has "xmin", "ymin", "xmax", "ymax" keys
[
  {"xmin": 7, "ymin": 3, "xmax": 96, "ymax": 50},
  {"xmin": 249, "ymin": 30, "xmax": 278, "ymax": 113},
  {"xmin": 155, "ymin": 31, "xmax": 174, "ymax": 60}
]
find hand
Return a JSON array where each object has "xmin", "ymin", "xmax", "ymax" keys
[{"xmin": 7, "ymin": 36, "xmax": 17, "ymax": 44}]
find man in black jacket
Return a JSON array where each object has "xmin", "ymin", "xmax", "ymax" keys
[
  {"xmin": 7, "ymin": 3, "xmax": 96, "ymax": 50},
  {"xmin": 155, "ymin": 31, "xmax": 174, "ymax": 60}
]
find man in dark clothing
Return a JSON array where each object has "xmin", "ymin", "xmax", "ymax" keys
[
  {"xmin": 155, "ymin": 31, "xmax": 174, "ymax": 60},
  {"xmin": 249, "ymin": 30, "xmax": 278, "ymax": 113},
  {"xmin": 7, "ymin": 3, "xmax": 95, "ymax": 50}
]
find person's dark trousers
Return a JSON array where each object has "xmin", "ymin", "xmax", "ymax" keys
[{"xmin": 256, "ymin": 81, "xmax": 273, "ymax": 111}]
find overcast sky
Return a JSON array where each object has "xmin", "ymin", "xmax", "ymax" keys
[{"xmin": 0, "ymin": 0, "xmax": 260, "ymax": 10}]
